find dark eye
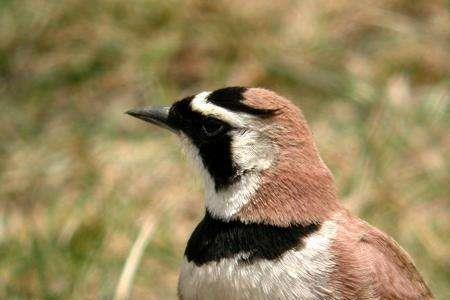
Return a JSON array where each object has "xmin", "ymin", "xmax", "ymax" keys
[{"xmin": 201, "ymin": 117, "xmax": 225, "ymax": 137}]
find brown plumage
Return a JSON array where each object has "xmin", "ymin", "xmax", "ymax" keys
[
  {"xmin": 237, "ymin": 88, "xmax": 341, "ymax": 226},
  {"xmin": 238, "ymin": 88, "xmax": 433, "ymax": 299},
  {"xmin": 127, "ymin": 86, "xmax": 433, "ymax": 300}
]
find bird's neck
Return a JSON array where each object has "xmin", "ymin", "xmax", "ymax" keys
[
  {"xmin": 203, "ymin": 163, "xmax": 341, "ymax": 227},
  {"xmin": 235, "ymin": 140, "xmax": 343, "ymax": 226},
  {"xmin": 201, "ymin": 127, "xmax": 343, "ymax": 226},
  {"xmin": 236, "ymin": 165, "xmax": 342, "ymax": 226}
]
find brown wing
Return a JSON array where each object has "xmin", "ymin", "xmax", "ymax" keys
[
  {"xmin": 358, "ymin": 227, "xmax": 433, "ymax": 300},
  {"xmin": 330, "ymin": 212, "xmax": 433, "ymax": 300}
]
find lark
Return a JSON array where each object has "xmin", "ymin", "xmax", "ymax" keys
[{"xmin": 127, "ymin": 87, "xmax": 433, "ymax": 300}]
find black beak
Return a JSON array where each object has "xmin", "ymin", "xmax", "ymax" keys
[{"xmin": 126, "ymin": 106, "xmax": 177, "ymax": 133}]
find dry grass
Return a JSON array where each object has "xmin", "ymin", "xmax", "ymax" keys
[{"xmin": 1, "ymin": 0, "xmax": 449, "ymax": 299}]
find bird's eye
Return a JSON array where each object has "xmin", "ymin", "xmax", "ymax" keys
[{"xmin": 201, "ymin": 117, "xmax": 225, "ymax": 137}]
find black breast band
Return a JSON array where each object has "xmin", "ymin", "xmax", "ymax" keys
[{"xmin": 184, "ymin": 212, "xmax": 321, "ymax": 266}]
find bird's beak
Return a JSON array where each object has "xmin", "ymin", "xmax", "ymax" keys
[{"xmin": 126, "ymin": 106, "xmax": 177, "ymax": 133}]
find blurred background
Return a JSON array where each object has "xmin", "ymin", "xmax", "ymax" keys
[{"xmin": 1, "ymin": 0, "xmax": 449, "ymax": 299}]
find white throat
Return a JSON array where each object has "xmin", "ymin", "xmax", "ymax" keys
[
  {"xmin": 179, "ymin": 91, "xmax": 277, "ymax": 220},
  {"xmin": 180, "ymin": 133, "xmax": 266, "ymax": 220},
  {"xmin": 205, "ymin": 171, "xmax": 262, "ymax": 220}
]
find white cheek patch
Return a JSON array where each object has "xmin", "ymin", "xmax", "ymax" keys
[
  {"xmin": 204, "ymin": 172, "xmax": 261, "ymax": 220},
  {"xmin": 204, "ymin": 129, "xmax": 276, "ymax": 219},
  {"xmin": 180, "ymin": 92, "xmax": 277, "ymax": 220},
  {"xmin": 178, "ymin": 132, "xmax": 264, "ymax": 221},
  {"xmin": 231, "ymin": 129, "xmax": 276, "ymax": 173},
  {"xmin": 190, "ymin": 91, "xmax": 250, "ymax": 126}
]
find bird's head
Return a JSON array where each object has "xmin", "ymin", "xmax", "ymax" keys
[{"xmin": 127, "ymin": 87, "xmax": 340, "ymax": 226}]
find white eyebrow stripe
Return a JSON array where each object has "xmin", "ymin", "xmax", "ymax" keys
[{"xmin": 190, "ymin": 91, "xmax": 246, "ymax": 126}]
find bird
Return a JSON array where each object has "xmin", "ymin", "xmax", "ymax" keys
[{"xmin": 126, "ymin": 87, "xmax": 433, "ymax": 300}]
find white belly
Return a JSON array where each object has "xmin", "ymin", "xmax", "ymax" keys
[{"xmin": 178, "ymin": 221, "xmax": 338, "ymax": 300}]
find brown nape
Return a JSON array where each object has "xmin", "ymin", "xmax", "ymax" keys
[{"xmin": 236, "ymin": 88, "xmax": 343, "ymax": 226}]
